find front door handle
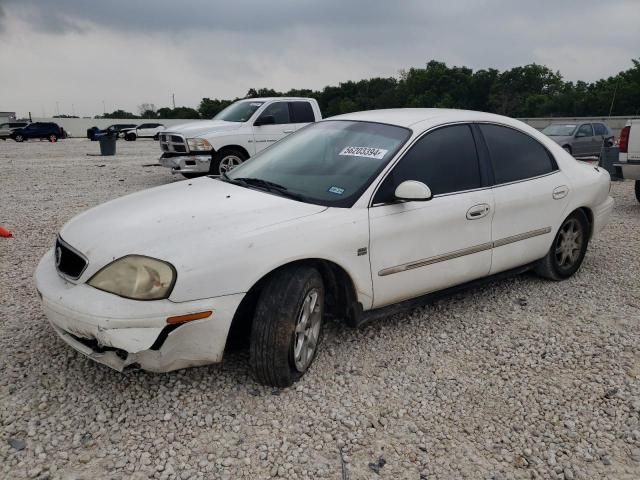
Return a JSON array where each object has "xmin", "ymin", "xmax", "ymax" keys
[
  {"xmin": 283, "ymin": 129, "xmax": 295, "ymax": 134},
  {"xmin": 552, "ymin": 185, "xmax": 569, "ymax": 200},
  {"xmin": 466, "ymin": 203, "xmax": 490, "ymax": 220}
]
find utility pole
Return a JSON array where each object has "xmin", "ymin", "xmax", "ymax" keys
[
  {"xmin": 608, "ymin": 78, "xmax": 620, "ymax": 118},
  {"xmin": 172, "ymin": 93, "xmax": 175, "ymax": 109}
]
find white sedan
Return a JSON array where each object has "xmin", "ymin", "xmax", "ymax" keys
[{"xmin": 34, "ymin": 109, "xmax": 614, "ymax": 387}]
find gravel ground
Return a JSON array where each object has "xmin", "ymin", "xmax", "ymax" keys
[{"xmin": 1, "ymin": 138, "xmax": 639, "ymax": 480}]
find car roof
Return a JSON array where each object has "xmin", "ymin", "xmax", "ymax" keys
[
  {"xmin": 238, "ymin": 97, "xmax": 316, "ymax": 102},
  {"xmin": 326, "ymin": 108, "xmax": 520, "ymax": 128}
]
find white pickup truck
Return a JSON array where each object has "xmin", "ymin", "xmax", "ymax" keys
[
  {"xmin": 616, "ymin": 120, "xmax": 640, "ymax": 202},
  {"xmin": 159, "ymin": 97, "xmax": 322, "ymax": 178}
]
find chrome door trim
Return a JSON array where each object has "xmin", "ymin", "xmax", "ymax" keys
[
  {"xmin": 377, "ymin": 226, "xmax": 552, "ymax": 276},
  {"xmin": 492, "ymin": 227, "xmax": 552, "ymax": 248},
  {"xmin": 378, "ymin": 242, "xmax": 493, "ymax": 277}
]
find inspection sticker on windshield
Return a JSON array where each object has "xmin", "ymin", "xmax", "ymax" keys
[
  {"xmin": 339, "ymin": 146, "xmax": 388, "ymax": 160},
  {"xmin": 327, "ymin": 186, "xmax": 345, "ymax": 195}
]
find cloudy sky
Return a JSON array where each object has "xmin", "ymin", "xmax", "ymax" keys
[{"xmin": 1, "ymin": 0, "xmax": 639, "ymax": 118}]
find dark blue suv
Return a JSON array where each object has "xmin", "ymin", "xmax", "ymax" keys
[{"xmin": 11, "ymin": 122, "xmax": 64, "ymax": 142}]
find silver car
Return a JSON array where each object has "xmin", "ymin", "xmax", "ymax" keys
[
  {"xmin": 0, "ymin": 121, "xmax": 29, "ymax": 140},
  {"xmin": 542, "ymin": 122, "xmax": 613, "ymax": 157}
]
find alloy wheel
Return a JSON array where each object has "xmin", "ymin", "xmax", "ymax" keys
[
  {"xmin": 292, "ymin": 289, "xmax": 322, "ymax": 372},
  {"xmin": 555, "ymin": 218, "xmax": 583, "ymax": 269},
  {"xmin": 218, "ymin": 155, "xmax": 243, "ymax": 175}
]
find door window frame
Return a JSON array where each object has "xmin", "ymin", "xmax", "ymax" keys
[
  {"xmin": 368, "ymin": 122, "xmax": 491, "ymax": 207},
  {"xmin": 473, "ymin": 122, "xmax": 560, "ymax": 188}
]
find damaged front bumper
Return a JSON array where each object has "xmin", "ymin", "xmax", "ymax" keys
[
  {"xmin": 159, "ymin": 153, "xmax": 211, "ymax": 175},
  {"xmin": 34, "ymin": 250, "xmax": 244, "ymax": 372}
]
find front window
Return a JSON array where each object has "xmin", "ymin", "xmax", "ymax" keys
[
  {"xmin": 214, "ymin": 101, "xmax": 264, "ymax": 122},
  {"xmin": 542, "ymin": 124, "xmax": 577, "ymax": 136},
  {"xmin": 224, "ymin": 120, "xmax": 411, "ymax": 207}
]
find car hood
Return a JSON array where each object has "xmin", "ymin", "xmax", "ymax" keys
[
  {"xmin": 163, "ymin": 120, "xmax": 244, "ymax": 138},
  {"xmin": 59, "ymin": 178, "xmax": 327, "ymax": 278}
]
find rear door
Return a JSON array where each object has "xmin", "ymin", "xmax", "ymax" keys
[
  {"xmin": 477, "ymin": 123, "xmax": 569, "ymax": 274},
  {"xmin": 252, "ymin": 101, "xmax": 295, "ymax": 153},
  {"xmin": 289, "ymin": 101, "xmax": 316, "ymax": 131},
  {"xmin": 369, "ymin": 124, "xmax": 494, "ymax": 307}
]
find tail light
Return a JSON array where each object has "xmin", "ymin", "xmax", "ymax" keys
[{"xmin": 619, "ymin": 126, "xmax": 630, "ymax": 153}]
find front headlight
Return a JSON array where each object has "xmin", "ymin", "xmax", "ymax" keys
[
  {"xmin": 88, "ymin": 255, "xmax": 176, "ymax": 300},
  {"xmin": 187, "ymin": 138, "xmax": 212, "ymax": 151}
]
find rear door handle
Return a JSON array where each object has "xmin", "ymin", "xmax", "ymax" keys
[
  {"xmin": 552, "ymin": 185, "xmax": 569, "ymax": 200},
  {"xmin": 466, "ymin": 203, "xmax": 490, "ymax": 220},
  {"xmin": 283, "ymin": 129, "xmax": 295, "ymax": 134}
]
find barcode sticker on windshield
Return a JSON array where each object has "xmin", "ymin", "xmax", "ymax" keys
[{"xmin": 339, "ymin": 146, "xmax": 388, "ymax": 160}]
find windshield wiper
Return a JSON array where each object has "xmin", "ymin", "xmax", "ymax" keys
[{"xmin": 233, "ymin": 177, "xmax": 309, "ymax": 202}]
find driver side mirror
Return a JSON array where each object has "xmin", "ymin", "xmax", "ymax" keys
[
  {"xmin": 254, "ymin": 115, "xmax": 275, "ymax": 126},
  {"xmin": 394, "ymin": 180, "xmax": 433, "ymax": 202}
]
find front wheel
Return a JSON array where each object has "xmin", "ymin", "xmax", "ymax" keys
[
  {"xmin": 14, "ymin": 135, "xmax": 24, "ymax": 142},
  {"xmin": 635, "ymin": 181, "xmax": 640, "ymax": 203},
  {"xmin": 250, "ymin": 266, "xmax": 324, "ymax": 387},
  {"xmin": 535, "ymin": 211, "xmax": 589, "ymax": 280},
  {"xmin": 48, "ymin": 134, "xmax": 58, "ymax": 142},
  {"xmin": 125, "ymin": 133, "xmax": 136, "ymax": 141},
  {"xmin": 209, "ymin": 149, "xmax": 247, "ymax": 176}
]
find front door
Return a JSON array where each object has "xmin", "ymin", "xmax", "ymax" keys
[
  {"xmin": 573, "ymin": 123, "xmax": 594, "ymax": 156},
  {"xmin": 369, "ymin": 124, "xmax": 493, "ymax": 308},
  {"xmin": 252, "ymin": 101, "xmax": 296, "ymax": 154}
]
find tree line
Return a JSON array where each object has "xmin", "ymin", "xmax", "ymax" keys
[{"xmin": 99, "ymin": 59, "xmax": 640, "ymax": 120}]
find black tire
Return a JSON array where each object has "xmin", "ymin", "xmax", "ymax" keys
[
  {"xmin": 14, "ymin": 134, "xmax": 24, "ymax": 143},
  {"xmin": 250, "ymin": 266, "xmax": 324, "ymax": 387},
  {"xmin": 48, "ymin": 134, "xmax": 58, "ymax": 143},
  {"xmin": 209, "ymin": 148, "xmax": 248, "ymax": 176},
  {"xmin": 635, "ymin": 181, "xmax": 640, "ymax": 203},
  {"xmin": 125, "ymin": 133, "xmax": 136, "ymax": 141},
  {"xmin": 535, "ymin": 210, "xmax": 589, "ymax": 281},
  {"xmin": 153, "ymin": 133, "xmax": 160, "ymax": 141}
]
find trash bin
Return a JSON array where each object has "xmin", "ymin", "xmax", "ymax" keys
[
  {"xmin": 598, "ymin": 143, "xmax": 622, "ymax": 180},
  {"xmin": 98, "ymin": 132, "xmax": 117, "ymax": 156}
]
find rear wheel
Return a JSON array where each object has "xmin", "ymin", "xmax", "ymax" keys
[
  {"xmin": 209, "ymin": 148, "xmax": 247, "ymax": 176},
  {"xmin": 48, "ymin": 134, "xmax": 58, "ymax": 143},
  {"xmin": 535, "ymin": 210, "xmax": 589, "ymax": 280},
  {"xmin": 250, "ymin": 266, "xmax": 324, "ymax": 387},
  {"xmin": 125, "ymin": 133, "xmax": 136, "ymax": 141},
  {"xmin": 635, "ymin": 180, "xmax": 640, "ymax": 203},
  {"xmin": 14, "ymin": 134, "xmax": 24, "ymax": 142}
]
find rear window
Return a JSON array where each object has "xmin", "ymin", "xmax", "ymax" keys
[
  {"xmin": 290, "ymin": 102, "xmax": 315, "ymax": 123},
  {"xmin": 480, "ymin": 124, "xmax": 557, "ymax": 185}
]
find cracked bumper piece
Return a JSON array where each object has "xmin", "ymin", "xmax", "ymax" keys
[
  {"xmin": 34, "ymin": 250, "xmax": 244, "ymax": 372},
  {"xmin": 592, "ymin": 196, "xmax": 614, "ymax": 237},
  {"xmin": 159, "ymin": 154, "xmax": 211, "ymax": 174}
]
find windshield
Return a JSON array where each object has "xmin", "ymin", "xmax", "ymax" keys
[
  {"xmin": 542, "ymin": 124, "xmax": 577, "ymax": 136},
  {"xmin": 224, "ymin": 120, "xmax": 411, "ymax": 207},
  {"xmin": 213, "ymin": 101, "xmax": 264, "ymax": 122}
]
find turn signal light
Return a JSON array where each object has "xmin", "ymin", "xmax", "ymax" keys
[{"xmin": 166, "ymin": 311, "xmax": 212, "ymax": 324}]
